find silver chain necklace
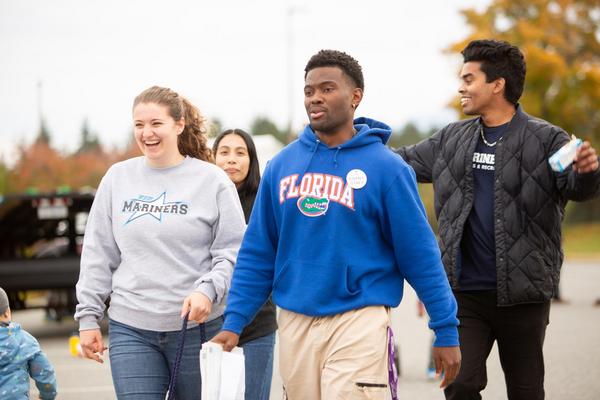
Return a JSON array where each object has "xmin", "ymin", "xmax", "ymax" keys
[
  {"xmin": 480, "ymin": 125, "xmax": 499, "ymax": 147},
  {"xmin": 479, "ymin": 111, "xmax": 516, "ymax": 147}
]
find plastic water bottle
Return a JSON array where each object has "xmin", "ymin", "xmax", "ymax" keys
[{"xmin": 549, "ymin": 135, "xmax": 582, "ymax": 172}]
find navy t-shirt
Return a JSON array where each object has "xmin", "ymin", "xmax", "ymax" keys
[{"xmin": 458, "ymin": 122, "xmax": 510, "ymax": 291}]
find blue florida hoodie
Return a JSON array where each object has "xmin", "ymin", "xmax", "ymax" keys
[{"xmin": 223, "ymin": 118, "xmax": 459, "ymax": 346}]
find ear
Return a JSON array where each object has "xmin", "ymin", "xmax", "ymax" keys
[
  {"xmin": 493, "ymin": 77, "xmax": 506, "ymax": 95},
  {"xmin": 176, "ymin": 118, "xmax": 185, "ymax": 135},
  {"xmin": 351, "ymin": 87, "xmax": 364, "ymax": 109}
]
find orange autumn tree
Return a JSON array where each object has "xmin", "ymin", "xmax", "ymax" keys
[
  {"xmin": 64, "ymin": 149, "xmax": 112, "ymax": 190},
  {"xmin": 3, "ymin": 115, "xmax": 148, "ymax": 195},
  {"xmin": 7, "ymin": 141, "xmax": 69, "ymax": 193},
  {"xmin": 450, "ymin": 0, "xmax": 600, "ymax": 141},
  {"xmin": 449, "ymin": 0, "xmax": 600, "ymax": 222}
]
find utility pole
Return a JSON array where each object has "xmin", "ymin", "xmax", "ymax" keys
[
  {"xmin": 285, "ymin": 6, "xmax": 295, "ymax": 144},
  {"xmin": 37, "ymin": 80, "xmax": 42, "ymax": 125},
  {"xmin": 285, "ymin": 4, "xmax": 305, "ymax": 144}
]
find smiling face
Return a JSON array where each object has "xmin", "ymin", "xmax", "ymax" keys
[
  {"xmin": 215, "ymin": 133, "xmax": 250, "ymax": 186},
  {"xmin": 304, "ymin": 66, "xmax": 362, "ymax": 141},
  {"xmin": 133, "ymin": 102, "xmax": 185, "ymax": 168},
  {"xmin": 458, "ymin": 61, "xmax": 498, "ymax": 116}
]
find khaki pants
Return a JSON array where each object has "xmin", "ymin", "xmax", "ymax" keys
[{"xmin": 278, "ymin": 306, "xmax": 391, "ymax": 400}]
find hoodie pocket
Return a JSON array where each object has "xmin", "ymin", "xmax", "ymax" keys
[{"xmin": 273, "ymin": 260, "xmax": 360, "ymax": 307}]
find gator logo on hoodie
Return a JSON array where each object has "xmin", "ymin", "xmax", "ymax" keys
[
  {"xmin": 297, "ymin": 196, "xmax": 329, "ymax": 217},
  {"xmin": 280, "ymin": 173, "xmax": 354, "ymax": 214}
]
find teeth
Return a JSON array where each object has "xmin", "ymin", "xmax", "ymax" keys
[
  {"xmin": 145, "ymin": 141, "xmax": 159, "ymax": 145},
  {"xmin": 460, "ymin": 98, "xmax": 469, "ymax": 105}
]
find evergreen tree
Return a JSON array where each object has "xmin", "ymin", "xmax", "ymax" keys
[
  {"xmin": 250, "ymin": 116, "xmax": 286, "ymax": 144},
  {"xmin": 77, "ymin": 118, "xmax": 101, "ymax": 153},
  {"xmin": 35, "ymin": 118, "xmax": 51, "ymax": 145}
]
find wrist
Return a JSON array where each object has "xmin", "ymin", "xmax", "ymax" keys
[{"xmin": 195, "ymin": 283, "xmax": 216, "ymax": 303}]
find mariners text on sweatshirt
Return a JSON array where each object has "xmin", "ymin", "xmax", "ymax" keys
[
  {"xmin": 75, "ymin": 156, "xmax": 246, "ymax": 332},
  {"xmin": 223, "ymin": 118, "xmax": 459, "ymax": 346}
]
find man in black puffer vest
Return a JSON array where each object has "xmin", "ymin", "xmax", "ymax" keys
[{"xmin": 395, "ymin": 39, "xmax": 600, "ymax": 400}]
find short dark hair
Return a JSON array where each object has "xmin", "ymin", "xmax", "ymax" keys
[
  {"xmin": 462, "ymin": 40, "xmax": 526, "ymax": 105},
  {"xmin": 212, "ymin": 129, "xmax": 261, "ymax": 198},
  {"xmin": 304, "ymin": 49, "xmax": 364, "ymax": 90}
]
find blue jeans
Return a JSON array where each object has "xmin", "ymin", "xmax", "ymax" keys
[
  {"xmin": 108, "ymin": 317, "xmax": 223, "ymax": 400},
  {"xmin": 240, "ymin": 332, "xmax": 276, "ymax": 400}
]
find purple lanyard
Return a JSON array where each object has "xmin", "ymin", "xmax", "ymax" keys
[
  {"xmin": 166, "ymin": 313, "xmax": 206, "ymax": 400},
  {"xmin": 387, "ymin": 326, "xmax": 399, "ymax": 400}
]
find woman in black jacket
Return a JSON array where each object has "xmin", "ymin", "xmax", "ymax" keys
[{"xmin": 213, "ymin": 129, "xmax": 277, "ymax": 400}]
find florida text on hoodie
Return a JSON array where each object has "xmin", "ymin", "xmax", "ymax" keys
[{"xmin": 223, "ymin": 118, "xmax": 459, "ymax": 346}]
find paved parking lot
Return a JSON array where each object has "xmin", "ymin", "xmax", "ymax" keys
[{"xmin": 21, "ymin": 260, "xmax": 600, "ymax": 399}]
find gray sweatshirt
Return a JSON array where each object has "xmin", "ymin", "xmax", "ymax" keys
[{"xmin": 75, "ymin": 156, "xmax": 246, "ymax": 331}]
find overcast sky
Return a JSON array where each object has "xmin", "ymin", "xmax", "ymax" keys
[{"xmin": 0, "ymin": 0, "xmax": 490, "ymax": 163}]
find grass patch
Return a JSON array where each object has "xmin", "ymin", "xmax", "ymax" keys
[{"xmin": 562, "ymin": 223, "xmax": 600, "ymax": 259}]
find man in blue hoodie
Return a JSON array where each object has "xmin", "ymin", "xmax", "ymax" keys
[{"xmin": 212, "ymin": 49, "xmax": 461, "ymax": 399}]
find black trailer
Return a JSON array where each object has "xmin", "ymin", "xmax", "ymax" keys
[{"xmin": 0, "ymin": 191, "xmax": 94, "ymax": 319}]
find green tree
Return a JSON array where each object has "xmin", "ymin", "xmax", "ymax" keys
[
  {"xmin": 0, "ymin": 159, "xmax": 10, "ymax": 195},
  {"xmin": 77, "ymin": 118, "xmax": 101, "ymax": 153},
  {"xmin": 250, "ymin": 116, "xmax": 287, "ymax": 144},
  {"xmin": 388, "ymin": 122, "xmax": 429, "ymax": 148},
  {"xmin": 451, "ymin": 0, "xmax": 600, "ymax": 222},
  {"xmin": 208, "ymin": 118, "xmax": 223, "ymax": 138},
  {"xmin": 35, "ymin": 117, "xmax": 51, "ymax": 145}
]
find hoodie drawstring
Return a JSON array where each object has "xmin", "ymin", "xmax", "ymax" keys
[
  {"xmin": 298, "ymin": 139, "xmax": 320, "ymax": 179},
  {"xmin": 333, "ymin": 146, "xmax": 342, "ymax": 168}
]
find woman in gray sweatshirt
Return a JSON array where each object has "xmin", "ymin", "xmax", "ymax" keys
[{"xmin": 74, "ymin": 86, "xmax": 246, "ymax": 400}]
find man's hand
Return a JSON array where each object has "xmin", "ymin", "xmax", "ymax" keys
[
  {"xmin": 181, "ymin": 292, "xmax": 212, "ymax": 323},
  {"xmin": 433, "ymin": 346, "xmax": 461, "ymax": 389},
  {"xmin": 211, "ymin": 330, "xmax": 240, "ymax": 352},
  {"xmin": 79, "ymin": 329, "xmax": 107, "ymax": 364},
  {"xmin": 573, "ymin": 141, "xmax": 599, "ymax": 174}
]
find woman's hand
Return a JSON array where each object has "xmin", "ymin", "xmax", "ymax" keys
[
  {"xmin": 79, "ymin": 329, "xmax": 107, "ymax": 363},
  {"xmin": 180, "ymin": 292, "xmax": 212, "ymax": 323}
]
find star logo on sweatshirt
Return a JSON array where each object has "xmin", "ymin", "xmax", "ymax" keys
[{"xmin": 123, "ymin": 192, "xmax": 188, "ymax": 224}]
